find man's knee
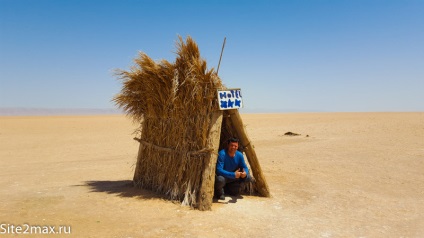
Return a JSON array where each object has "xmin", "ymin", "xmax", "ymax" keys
[
  {"xmin": 215, "ymin": 175, "xmax": 225, "ymax": 188},
  {"xmin": 242, "ymin": 174, "xmax": 252, "ymax": 183}
]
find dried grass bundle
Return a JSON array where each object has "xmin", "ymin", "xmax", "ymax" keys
[{"xmin": 114, "ymin": 36, "xmax": 224, "ymax": 208}]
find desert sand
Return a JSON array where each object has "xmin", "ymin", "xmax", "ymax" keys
[{"xmin": 0, "ymin": 112, "xmax": 423, "ymax": 237}]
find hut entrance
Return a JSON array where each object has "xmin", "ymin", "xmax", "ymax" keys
[{"xmin": 218, "ymin": 110, "xmax": 270, "ymax": 198}]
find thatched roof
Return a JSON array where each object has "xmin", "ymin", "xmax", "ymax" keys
[{"xmin": 114, "ymin": 36, "xmax": 223, "ymax": 123}]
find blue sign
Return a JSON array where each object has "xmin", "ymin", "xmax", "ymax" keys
[{"xmin": 217, "ymin": 88, "xmax": 243, "ymax": 110}]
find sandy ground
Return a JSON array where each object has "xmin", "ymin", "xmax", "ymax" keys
[{"xmin": 0, "ymin": 112, "xmax": 423, "ymax": 237}]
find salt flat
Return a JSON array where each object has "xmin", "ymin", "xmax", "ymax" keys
[{"xmin": 0, "ymin": 113, "xmax": 423, "ymax": 237}]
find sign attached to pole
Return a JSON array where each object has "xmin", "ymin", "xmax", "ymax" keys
[{"xmin": 217, "ymin": 88, "xmax": 243, "ymax": 110}]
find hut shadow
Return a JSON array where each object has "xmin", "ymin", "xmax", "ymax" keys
[
  {"xmin": 82, "ymin": 180, "xmax": 165, "ymax": 200},
  {"xmin": 213, "ymin": 194, "xmax": 244, "ymax": 204},
  {"xmin": 228, "ymin": 195, "xmax": 244, "ymax": 203}
]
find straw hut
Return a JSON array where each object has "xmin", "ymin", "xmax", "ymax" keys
[{"xmin": 114, "ymin": 36, "xmax": 269, "ymax": 210}]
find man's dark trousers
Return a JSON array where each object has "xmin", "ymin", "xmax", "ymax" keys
[{"xmin": 214, "ymin": 175, "xmax": 251, "ymax": 197}]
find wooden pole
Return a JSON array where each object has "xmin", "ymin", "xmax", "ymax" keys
[
  {"xmin": 197, "ymin": 111, "xmax": 223, "ymax": 210},
  {"xmin": 216, "ymin": 37, "xmax": 226, "ymax": 75},
  {"xmin": 226, "ymin": 109, "xmax": 270, "ymax": 197}
]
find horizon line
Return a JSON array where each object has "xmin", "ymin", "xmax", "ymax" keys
[{"xmin": 0, "ymin": 107, "xmax": 422, "ymax": 116}]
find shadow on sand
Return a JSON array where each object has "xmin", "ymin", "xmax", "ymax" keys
[
  {"xmin": 82, "ymin": 180, "xmax": 244, "ymax": 204},
  {"xmin": 228, "ymin": 195, "xmax": 243, "ymax": 203},
  {"xmin": 82, "ymin": 180, "xmax": 165, "ymax": 200},
  {"xmin": 212, "ymin": 194, "xmax": 243, "ymax": 204}
]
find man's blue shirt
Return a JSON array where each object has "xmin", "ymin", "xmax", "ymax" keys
[{"xmin": 216, "ymin": 149, "xmax": 249, "ymax": 179}]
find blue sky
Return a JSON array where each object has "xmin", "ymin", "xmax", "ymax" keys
[{"xmin": 1, "ymin": 0, "xmax": 423, "ymax": 112}]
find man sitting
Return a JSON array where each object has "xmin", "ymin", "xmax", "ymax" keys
[{"xmin": 214, "ymin": 138, "xmax": 251, "ymax": 200}]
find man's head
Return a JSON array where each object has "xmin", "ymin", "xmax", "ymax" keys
[{"xmin": 226, "ymin": 137, "xmax": 239, "ymax": 156}]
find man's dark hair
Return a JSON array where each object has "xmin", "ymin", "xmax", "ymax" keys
[{"xmin": 227, "ymin": 137, "xmax": 239, "ymax": 144}]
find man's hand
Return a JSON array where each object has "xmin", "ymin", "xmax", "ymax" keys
[
  {"xmin": 235, "ymin": 168, "xmax": 246, "ymax": 179},
  {"xmin": 235, "ymin": 169, "xmax": 241, "ymax": 178}
]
